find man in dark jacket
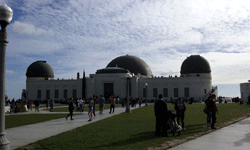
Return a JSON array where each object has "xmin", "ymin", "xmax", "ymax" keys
[
  {"xmin": 66, "ymin": 98, "xmax": 74, "ymax": 120},
  {"xmin": 175, "ymin": 98, "xmax": 186, "ymax": 131},
  {"xmin": 154, "ymin": 94, "xmax": 168, "ymax": 137}
]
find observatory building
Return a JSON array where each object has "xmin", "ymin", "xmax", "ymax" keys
[
  {"xmin": 24, "ymin": 55, "xmax": 218, "ymax": 102},
  {"xmin": 240, "ymin": 80, "xmax": 250, "ymax": 103}
]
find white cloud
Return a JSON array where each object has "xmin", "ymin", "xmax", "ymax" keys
[
  {"xmin": 6, "ymin": 0, "xmax": 250, "ymax": 99},
  {"xmin": 12, "ymin": 21, "xmax": 53, "ymax": 36},
  {"xmin": 6, "ymin": 70, "xmax": 16, "ymax": 74}
]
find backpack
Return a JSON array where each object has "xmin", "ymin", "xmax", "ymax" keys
[{"xmin": 203, "ymin": 105, "xmax": 208, "ymax": 114}]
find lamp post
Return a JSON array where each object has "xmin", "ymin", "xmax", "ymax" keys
[
  {"xmin": 145, "ymin": 83, "xmax": 148, "ymax": 106},
  {"xmin": 0, "ymin": 3, "xmax": 13, "ymax": 150},
  {"xmin": 125, "ymin": 77, "xmax": 131, "ymax": 113}
]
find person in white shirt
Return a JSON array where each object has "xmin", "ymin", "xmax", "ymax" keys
[{"xmin": 79, "ymin": 98, "xmax": 84, "ymax": 113}]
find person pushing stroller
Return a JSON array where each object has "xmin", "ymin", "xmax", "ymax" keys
[{"xmin": 175, "ymin": 98, "xmax": 186, "ymax": 131}]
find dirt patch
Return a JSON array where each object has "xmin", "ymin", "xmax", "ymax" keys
[{"xmin": 147, "ymin": 116, "xmax": 248, "ymax": 150}]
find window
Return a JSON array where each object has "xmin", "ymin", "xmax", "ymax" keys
[
  {"xmin": 37, "ymin": 90, "xmax": 41, "ymax": 99},
  {"xmin": 174, "ymin": 88, "xmax": 178, "ymax": 97},
  {"xmin": 184, "ymin": 87, "xmax": 189, "ymax": 97},
  {"xmin": 64, "ymin": 89, "xmax": 68, "ymax": 99},
  {"xmin": 46, "ymin": 90, "xmax": 50, "ymax": 99},
  {"xmin": 73, "ymin": 89, "xmax": 77, "ymax": 99},
  {"xmin": 55, "ymin": 89, "xmax": 59, "ymax": 99},
  {"xmin": 153, "ymin": 88, "xmax": 157, "ymax": 98},
  {"xmin": 204, "ymin": 89, "xmax": 207, "ymax": 94},
  {"xmin": 163, "ymin": 88, "xmax": 168, "ymax": 97},
  {"xmin": 143, "ymin": 88, "xmax": 146, "ymax": 98}
]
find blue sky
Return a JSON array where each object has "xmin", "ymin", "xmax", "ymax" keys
[{"xmin": 3, "ymin": 0, "xmax": 250, "ymax": 99}]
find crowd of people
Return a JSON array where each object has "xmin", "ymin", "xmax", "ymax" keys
[
  {"xmin": 5, "ymin": 98, "xmax": 25, "ymax": 114},
  {"xmin": 154, "ymin": 93, "xmax": 219, "ymax": 137},
  {"xmin": 7, "ymin": 92, "xmax": 223, "ymax": 135},
  {"xmin": 7, "ymin": 91, "xmax": 247, "ymax": 140},
  {"xmin": 154, "ymin": 94, "xmax": 187, "ymax": 137},
  {"xmin": 232, "ymin": 97, "xmax": 240, "ymax": 103},
  {"xmin": 65, "ymin": 94, "xmax": 120, "ymax": 122},
  {"xmin": 131, "ymin": 98, "xmax": 143, "ymax": 107}
]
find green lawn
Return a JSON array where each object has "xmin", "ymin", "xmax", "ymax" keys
[
  {"xmin": 48, "ymin": 104, "xmax": 122, "ymax": 112},
  {"xmin": 16, "ymin": 103, "xmax": 250, "ymax": 150},
  {"xmin": 6, "ymin": 114, "xmax": 67, "ymax": 129}
]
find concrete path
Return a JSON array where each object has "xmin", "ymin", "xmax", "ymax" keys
[
  {"xmin": 5, "ymin": 104, "xmax": 144, "ymax": 150},
  {"xmin": 168, "ymin": 117, "xmax": 250, "ymax": 150}
]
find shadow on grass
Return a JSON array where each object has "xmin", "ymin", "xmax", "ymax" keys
[
  {"xmin": 89, "ymin": 124, "xmax": 207, "ymax": 149},
  {"xmin": 186, "ymin": 123, "xmax": 206, "ymax": 130},
  {"xmin": 89, "ymin": 131, "xmax": 157, "ymax": 149}
]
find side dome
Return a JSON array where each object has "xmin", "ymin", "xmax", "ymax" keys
[
  {"xmin": 181, "ymin": 55, "xmax": 211, "ymax": 74},
  {"xmin": 106, "ymin": 55, "xmax": 152, "ymax": 76},
  {"xmin": 26, "ymin": 61, "xmax": 54, "ymax": 78}
]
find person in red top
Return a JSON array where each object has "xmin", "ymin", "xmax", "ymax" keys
[
  {"xmin": 28, "ymin": 99, "xmax": 34, "ymax": 111},
  {"xmin": 208, "ymin": 94, "xmax": 218, "ymax": 129},
  {"xmin": 109, "ymin": 95, "xmax": 116, "ymax": 114}
]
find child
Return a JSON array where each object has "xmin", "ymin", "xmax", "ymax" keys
[{"xmin": 88, "ymin": 98, "xmax": 94, "ymax": 121}]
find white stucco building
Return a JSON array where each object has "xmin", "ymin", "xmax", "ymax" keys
[
  {"xmin": 24, "ymin": 54, "xmax": 217, "ymax": 102},
  {"xmin": 240, "ymin": 80, "xmax": 250, "ymax": 103}
]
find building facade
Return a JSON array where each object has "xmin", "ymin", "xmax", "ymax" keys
[
  {"xmin": 24, "ymin": 55, "xmax": 217, "ymax": 102},
  {"xmin": 240, "ymin": 80, "xmax": 250, "ymax": 103}
]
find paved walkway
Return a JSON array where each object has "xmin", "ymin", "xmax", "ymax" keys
[
  {"xmin": 5, "ymin": 104, "xmax": 144, "ymax": 150},
  {"xmin": 168, "ymin": 117, "xmax": 250, "ymax": 150}
]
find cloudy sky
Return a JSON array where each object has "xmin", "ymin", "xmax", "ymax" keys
[{"xmin": 3, "ymin": 0, "xmax": 250, "ymax": 99}]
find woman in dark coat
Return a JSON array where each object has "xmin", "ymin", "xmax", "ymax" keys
[{"xmin": 208, "ymin": 94, "xmax": 218, "ymax": 129}]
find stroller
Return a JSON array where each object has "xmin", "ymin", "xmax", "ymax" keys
[{"xmin": 166, "ymin": 110, "xmax": 182, "ymax": 136}]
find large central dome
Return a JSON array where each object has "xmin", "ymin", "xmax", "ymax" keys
[{"xmin": 106, "ymin": 55, "xmax": 152, "ymax": 76}]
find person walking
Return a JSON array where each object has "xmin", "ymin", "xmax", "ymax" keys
[
  {"xmin": 139, "ymin": 98, "xmax": 142, "ymax": 107},
  {"xmin": 109, "ymin": 95, "xmax": 116, "ymax": 114},
  {"xmin": 154, "ymin": 94, "xmax": 169, "ymax": 137},
  {"xmin": 82, "ymin": 98, "xmax": 85, "ymax": 112},
  {"xmin": 50, "ymin": 99, "xmax": 54, "ymax": 112},
  {"xmin": 28, "ymin": 99, "xmax": 33, "ymax": 111},
  {"xmin": 88, "ymin": 98, "xmax": 94, "ymax": 121},
  {"xmin": 35, "ymin": 99, "xmax": 40, "ymax": 112},
  {"xmin": 208, "ymin": 94, "xmax": 218, "ymax": 129},
  {"xmin": 45, "ymin": 99, "xmax": 48, "ymax": 109},
  {"xmin": 10, "ymin": 99, "xmax": 15, "ymax": 114},
  {"xmin": 205, "ymin": 95, "xmax": 212, "ymax": 127},
  {"xmin": 66, "ymin": 98, "xmax": 74, "ymax": 120},
  {"xmin": 79, "ymin": 97, "xmax": 84, "ymax": 113},
  {"xmin": 93, "ymin": 95, "xmax": 98, "ymax": 117},
  {"xmin": 99, "ymin": 95, "xmax": 105, "ymax": 114},
  {"xmin": 175, "ymin": 98, "xmax": 186, "ymax": 131}
]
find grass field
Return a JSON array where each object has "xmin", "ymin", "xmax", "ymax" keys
[
  {"xmin": 16, "ymin": 103, "xmax": 250, "ymax": 150},
  {"xmin": 48, "ymin": 104, "xmax": 122, "ymax": 112},
  {"xmin": 6, "ymin": 114, "xmax": 67, "ymax": 129}
]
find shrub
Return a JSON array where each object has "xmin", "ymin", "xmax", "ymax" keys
[{"xmin": 16, "ymin": 103, "xmax": 26, "ymax": 112}]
